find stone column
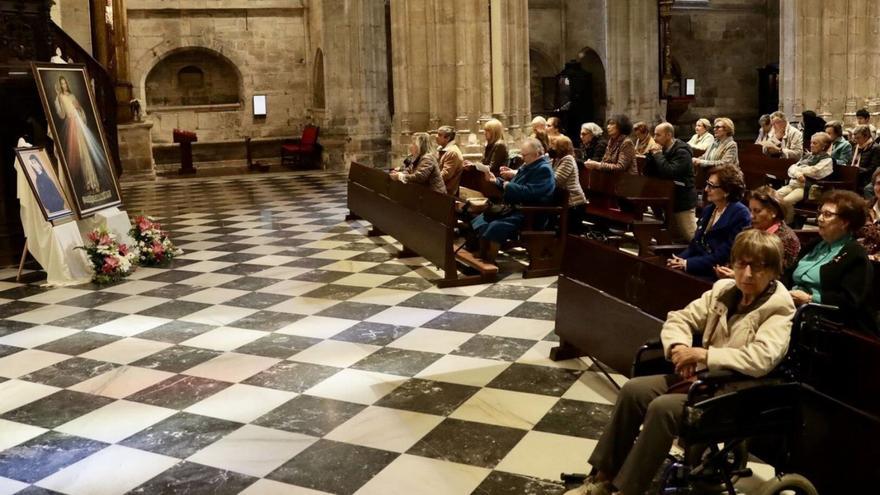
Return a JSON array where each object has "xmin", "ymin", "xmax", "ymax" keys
[
  {"xmin": 112, "ymin": 0, "xmax": 133, "ymax": 123},
  {"xmin": 780, "ymin": 0, "xmax": 880, "ymax": 124},
  {"xmin": 604, "ymin": 0, "xmax": 661, "ymax": 123}
]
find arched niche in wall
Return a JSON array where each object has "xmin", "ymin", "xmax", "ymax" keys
[
  {"xmin": 313, "ymin": 48, "xmax": 326, "ymax": 109},
  {"xmin": 529, "ymin": 48, "xmax": 558, "ymax": 116},
  {"xmin": 577, "ymin": 47, "xmax": 607, "ymax": 125},
  {"xmin": 145, "ymin": 48, "xmax": 241, "ymax": 108}
]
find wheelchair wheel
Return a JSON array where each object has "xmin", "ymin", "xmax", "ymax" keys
[{"xmin": 754, "ymin": 474, "xmax": 818, "ymax": 495}]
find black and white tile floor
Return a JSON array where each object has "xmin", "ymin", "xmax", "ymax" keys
[{"xmin": 0, "ymin": 172, "xmax": 769, "ymax": 494}]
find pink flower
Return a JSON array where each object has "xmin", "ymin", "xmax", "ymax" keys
[
  {"xmin": 138, "ymin": 217, "xmax": 153, "ymax": 231},
  {"xmin": 102, "ymin": 256, "xmax": 119, "ymax": 274},
  {"xmin": 88, "ymin": 231, "xmax": 100, "ymax": 243},
  {"xmin": 151, "ymin": 242, "xmax": 165, "ymax": 260},
  {"xmin": 99, "ymin": 233, "xmax": 112, "ymax": 246},
  {"xmin": 119, "ymin": 244, "xmax": 129, "ymax": 255}
]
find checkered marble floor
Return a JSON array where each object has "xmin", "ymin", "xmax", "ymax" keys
[{"xmin": 0, "ymin": 171, "xmax": 627, "ymax": 494}]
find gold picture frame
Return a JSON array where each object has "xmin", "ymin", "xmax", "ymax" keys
[{"xmin": 14, "ymin": 146, "xmax": 74, "ymax": 223}]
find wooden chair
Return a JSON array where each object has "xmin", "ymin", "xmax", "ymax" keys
[
  {"xmin": 516, "ymin": 188, "xmax": 570, "ymax": 278},
  {"xmin": 792, "ymin": 164, "xmax": 860, "ymax": 225},
  {"xmin": 281, "ymin": 125, "xmax": 322, "ymax": 169}
]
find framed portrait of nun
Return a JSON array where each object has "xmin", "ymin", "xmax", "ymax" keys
[
  {"xmin": 15, "ymin": 147, "xmax": 74, "ymax": 222},
  {"xmin": 32, "ymin": 63, "xmax": 122, "ymax": 218}
]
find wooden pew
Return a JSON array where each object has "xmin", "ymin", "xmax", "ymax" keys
[
  {"xmin": 739, "ymin": 143, "xmax": 798, "ymax": 189},
  {"xmin": 579, "ymin": 166, "xmax": 678, "ymax": 255},
  {"xmin": 793, "ymin": 163, "xmax": 860, "ymax": 222},
  {"xmin": 346, "ymin": 162, "xmax": 497, "ymax": 287}
]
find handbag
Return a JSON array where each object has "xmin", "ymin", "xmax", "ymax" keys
[{"xmin": 483, "ymin": 202, "xmax": 516, "ymax": 222}]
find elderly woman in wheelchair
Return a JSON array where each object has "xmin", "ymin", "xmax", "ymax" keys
[{"xmin": 566, "ymin": 229, "xmax": 803, "ymax": 495}]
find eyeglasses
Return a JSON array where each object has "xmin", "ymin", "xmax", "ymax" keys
[
  {"xmin": 817, "ymin": 209, "xmax": 839, "ymax": 218},
  {"xmin": 733, "ymin": 260, "xmax": 771, "ymax": 273},
  {"xmin": 713, "ymin": 126, "xmax": 725, "ymax": 129},
  {"xmin": 705, "ymin": 181, "xmax": 722, "ymax": 189}
]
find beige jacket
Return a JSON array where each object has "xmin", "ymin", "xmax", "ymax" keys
[
  {"xmin": 438, "ymin": 143, "xmax": 464, "ymax": 195},
  {"xmin": 697, "ymin": 136, "xmax": 739, "ymax": 169},
  {"xmin": 661, "ymin": 279, "xmax": 795, "ymax": 378},
  {"xmin": 763, "ymin": 124, "xmax": 804, "ymax": 160}
]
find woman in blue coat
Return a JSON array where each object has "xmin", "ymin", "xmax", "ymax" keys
[
  {"xmin": 471, "ymin": 137, "xmax": 555, "ymax": 262},
  {"xmin": 667, "ymin": 165, "xmax": 751, "ymax": 280}
]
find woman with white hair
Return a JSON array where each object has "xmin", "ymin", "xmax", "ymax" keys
[
  {"xmin": 391, "ymin": 132, "xmax": 446, "ymax": 195},
  {"xmin": 579, "ymin": 122, "xmax": 607, "ymax": 162},
  {"xmin": 687, "ymin": 118, "xmax": 714, "ymax": 151}
]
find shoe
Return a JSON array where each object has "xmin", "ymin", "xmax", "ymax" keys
[{"xmin": 563, "ymin": 479, "xmax": 612, "ymax": 495}]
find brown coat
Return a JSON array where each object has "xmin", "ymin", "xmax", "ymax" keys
[
  {"xmin": 401, "ymin": 154, "xmax": 447, "ymax": 195},
  {"xmin": 482, "ymin": 140, "xmax": 510, "ymax": 174},
  {"xmin": 590, "ymin": 135, "xmax": 637, "ymax": 174},
  {"xmin": 438, "ymin": 143, "xmax": 464, "ymax": 195}
]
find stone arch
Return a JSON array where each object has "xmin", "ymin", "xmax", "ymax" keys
[
  {"xmin": 145, "ymin": 47, "xmax": 242, "ymax": 108},
  {"xmin": 577, "ymin": 47, "xmax": 608, "ymax": 124},
  {"xmin": 529, "ymin": 47, "xmax": 558, "ymax": 116},
  {"xmin": 313, "ymin": 48, "xmax": 326, "ymax": 109}
]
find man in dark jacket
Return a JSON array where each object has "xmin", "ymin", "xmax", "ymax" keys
[{"xmin": 644, "ymin": 123, "xmax": 697, "ymax": 242}]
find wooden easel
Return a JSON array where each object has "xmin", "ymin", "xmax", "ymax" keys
[{"xmin": 17, "ymin": 240, "xmax": 28, "ymax": 282}]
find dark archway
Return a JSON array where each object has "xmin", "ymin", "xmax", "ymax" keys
[
  {"xmin": 577, "ymin": 47, "xmax": 607, "ymax": 125},
  {"xmin": 313, "ymin": 48, "xmax": 326, "ymax": 109},
  {"xmin": 529, "ymin": 48, "xmax": 558, "ymax": 117},
  {"xmin": 145, "ymin": 48, "xmax": 241, "ymax": 107}
]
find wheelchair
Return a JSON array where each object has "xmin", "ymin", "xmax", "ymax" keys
[{"xmin": 563, "ymin": 304, "xmax": 837, "ymax": 495}]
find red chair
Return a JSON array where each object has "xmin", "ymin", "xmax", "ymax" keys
[{"xmin": 281, "ymin": 125, "xmax": 322, "ymax": 169}]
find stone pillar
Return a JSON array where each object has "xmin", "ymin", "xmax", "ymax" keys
[
  {"xmin": 780, "ymin": 0, "xmax": 880, "ymax": 124},
  {"xmin": 605, "ymin": 0, "xmax": 662, "ymax": 123},
  {"xmin": 112, "ymin": 0, "xmax": 134, "ymax": 124},
  {"xmin": 117, "ymin": 121, "xmax": 156, "ymax": 181}
]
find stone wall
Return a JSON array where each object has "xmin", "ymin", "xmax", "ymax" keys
[
  {"xmin": 669, "ymin": 0, "xmax": 779, "ymax": 138},
  {"xmin": 51, "ymin": 0, "xmax": 93, "ymax": 55},
  {"xmin": 127, "ymin": 0, "xmax": 310, "ymax": 145},
  {"xmin": 145, "ymin": 49, "xmax": 240, "ymax": 107}
]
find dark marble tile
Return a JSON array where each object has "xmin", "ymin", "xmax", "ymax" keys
[
  {"xmin": 0, "ymin": 344, "xmax": 23, "ymax": 358},
  {"xmin": 127, "ymin": 375, "xmax": 231, "ymax": 409},
  {"xmin": 375, "ymin": 379, "xmax": 479, "ymax": 416},
  {"xmin": 234, "ymin": 333, "xmax": 319, "ymax": 359},
  {"xmin": 325, "ymin": 234, "xmax": 364, "ymax": 243},
  {"xmin": 120, "ymin": 412, "xmax": 242, "ymax": 458},
  {"xmin": 399, "ymin": 293, "xmax": 468, "ymax": 311},
  {"xmin": 379, "ymin": 276, "xmax": 434, "ymax": 291},
  {"xmin": 142, "ymin": 270, "xmax": 199, "ymax": 284},
  {"xmin": 21, "ymin": 357, "xmax": 119, "ymax": 388},
  {"xmin": 242, "ymin": 361, "xmax": 340, "ymax": 393},
  {"xmin": 351, "ymin": 348, "xmax": 442, "ymax": 377},
  {"xmin": 422, "ymin": 312, "xmax": 500, "ymax": 333},
  {"xmin": 213, "ymin": 264, "xmax": 268, "ymax": 276},
  {"xmin": 209, "ymin": 242, "xmax": 255, "ymax": 253},
  {"xmin": 476, "ymin": 285, "xmax": 542, "ymax": 301},
  {"xmin": 350, "ymin": 252, "xmax": 397, "ymax": 264},
  {"xmin": 0, "ymin": 286, "xmax": 50, "ymax": 300},
  {"xmin": 0, "ymin": 301, "xmax": 45, "ymax": 319},
  {"xmin": 336, "ymin": 242, "xmax": 380, "ymax": 252},
  {"xmin": 59, "ymin": 291, "xmax": 129, "ymax": 309},
  {"xmin": 1, "ymin": 390, "xmax": 114, "ymax": 428},
  {"xmin": 227, "ymin": 310, "xmax": 304, "ymax": 331},
  {"xmin": 330, "ymin": 321, "xmax": 412, "ymax": 346},
  {"xmin": 0, "ymin": 320, "xmax": 36, "ymax": 337},
  {"xmin": 253, "ymin": 395, "xmax": 364, "ymax": 437},
  {"xmin": 137, "ymin": 300, "xmax": 212, "ymax": 319},
  {"xmin": 282, "ymin": 257, "xmax": 337, "ymax": 269},
  {"xmin": 533, "ymin": 399, "xmax": 615, "ymax": 439},
  {"xmin": 407, "ymin": 418, "xmax": 526, "ymax": 469},
  {"xmin": 136, "ymin": 321, "xmax": 217, "ymax": 344},
  {"xmin": 267, "ymin": 439, "xmax": 397, "ymax": 495},
  {"xmin": 471, "ymin": 471, "xmax": 565, "ymax": 495},
  {"xmin": 543, "ymin": 331, "xmax": 560, "ymax": 342},
  {"xmin": 218, "ymin": 277, "xmax": 281, "ymax": 293},
  {"xmin": 316, "ymin": 301, "xmax": 389, "ymax": 320},
  {"xmin": 140, "ymin": 283, "xmax": 204, "ymax": 300},
  {"xmin": 131, "ymin": 346, "xmax": 223, "ymax": 373},
  {"xmin": 487, "ymin": 364, "xmax": 583, "ymax": 397},
  {"xmin": 49, "ymin": 310, "xmax": 124, "ymax": 330},
  {"xmin": 36, "ymin": 331, "xmax": 121, "ymax": 355},
  {"xmin": 0, "ymin": 431, "xmax": 107, "ymax": 483},
  {"xmin": 506, "ymin": 302, "xmax": 556, "ymax": 320},
  {"xmin": 292, "ymin": 270, "xmax": 351, "ymax": 284},
  {"xmin": 301, "ymin": 284, "xmax": 370, "ymax": 301},
  {"xmin": 452, "ymin": 335, "xmax": 535, "ymax": 362},
  {"xmin": 129, "ymin": 461, "xmax": 257, "ymax": 494},
  {"xmin": 211, "ymin": 252, "xmax": 264, "ymax": 264},
  {"xmin": 275, "ymin": 247, "xmax": 323, "ymax": 258},
  {"xmin": 14, "ymin": 486, "xmax": 65, "ymax": 495}
]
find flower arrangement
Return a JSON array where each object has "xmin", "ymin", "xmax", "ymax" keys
[
  {"xmin": 78, "ymin": 228, "xmax": 139, "ymax": 284},
  {"xmin": 129, "ymin": 215, "xmax": 182, "ymax": 266}
]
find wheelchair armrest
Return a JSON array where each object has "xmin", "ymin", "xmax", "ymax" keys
[
  {"xmin": 792, "ymin": 303, "xmax": 840, "ymax": 328},
  {"xmin": 687, "ymin": 369, "xmax": 749, "ymax": 403}
]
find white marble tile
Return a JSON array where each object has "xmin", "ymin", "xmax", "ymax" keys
[
  {"xmin": 333, "ymin": 273, "xmax": 398, "ymax": 288},
  {"xmin": 387, "ymin": 328, "xmax": 473, "ymax": 354},
  {"xmin": 55, "ymin": 400, "xmax": 175, "ymax": 443},
  {"xmin": 179, "ymin": 327, "xmax": 266, "ymax": 352},
  {"xmin": 243, "ymin": 255, "xmax": 300, "ymax": 266},
  {"xmin": 561, "ymin": 371, "xmax": 624, "ymax": 406},
  {"xmin": 414, "ymin": 355, "xmax": 510, "ymax": 387},
  {"xmin": 237, "ymin": 236, "xmax": 279, "ymax": 246},
  {"xmin": 300, "ymin": 240, "xmax": 350, "ymax": 250},
  {"xmin": 176, "ymin": 241, "xmax": 225, "ymax": 252},
  {"xmin": 95, "ymin": 296, "xmax": 169, "ymax": 314},
  {"xmin": 99, "ymin": 280, "xmax": 167, "ymax": 295},
  {"xmin": 0, "ymin": 380, "xmax": 60, "ymax": 414},
  {"xmin": 239, "ymin": 245, "xmax": 287, "ymax": 255},
  {"xmin": 178, "ymin": 273, "xmax": 243, "ymax": 287},
  {"xmin": 304, "ymin": 368, "xmax": 406, "ymax": 405},
  {"xmin": 495, "ymin": 431, "xmax": 597, "ymax": 482},
  {"xmin": 527, "ymin": 288, "xmax": 558, "ymax": 304},
  {"xmin": 350, "ymin": 288, "xmax": 418, "ymax": 306},
  {"xmin": 423, "ymin": 283, "xmax": 494, "ymax": 297},
  {"xmin": 80, "ymin": 338, "xmax": 173, "ymax": 365},
  {"xmin": 325, "ymin": 406, "xmax": 443, "ymax": 453},
  {"xmin": 68, "ymin": 366, "xmax": 175, "ymax": 399},
  {"xmin": 187, "ymin": 424, "xmax": 317, "ymax": 478},
  {"xmin": 366, "ymin": 307, "xmax": 443, "ymax": 327},
  {"xmin": 6, "ymin": 304, "xmax": 86, "ymax": 324},
  {"xmin": 276, "ymin": 315, "xmax": 359, "ymax": 339},
  {"xmin": 449, "ymin": 388, "xmax": 559, "ymax": 430},
  {"xmin": 36, "ymin": 444, "xmax": 178, "ymax": 495},
  {"xmin": 177, "ymin": 249, "xmax": 227, "ymax": 261},
  {"xmin": 0, "ymin": 477, "xmax": 27, "ymax": 495},
  {"xmin": 307, "ymin": 249, "xmax": 360, "ymax": 260},
  {"xmin": 126, "ymin": 267, "xmax": 167, "ymax": 281},
  {"xmin": 185, "ymin": 383, "xmax": 295, "ymax": 423},
  {"xmin": 250, "ymin": 266, "xmax": 312, "ymax": 280},
  {"xmin": 179, "ymin": 305, "xmax": 258, "ymax": 326},
  {"xmin": 498, "ymin": 275, "xmax": 557, "ymax": 287},
  {"xmin": 20, "ymin": 288, "xmax": 92, "ymax": 305},
  {"xmin": 87, "ymin": 314, "xmax": 170, "ymax": 337},
  {"xmin": 183, "ymin": 353, "xmax": 280, "ymax": 383},
  {"xmin": 355, "ymin": 454, "xmax": 490, "ymax": 495},
  {"xmin": 318, "ymin": 260, "xmax": 379, "ymax": 273},
  {"xmin": 448, "ymin": 297, "xmax": 524, "ymax": 316},
  {"xmin": 179, "ymin": 287, "xmax": 250, "ymax": 304},
  {"xmin": 289, "ymin": 340, "xmax": 380, "ymax": 367},
  {"xmin": 257, "ymin": 280, "xmax": 324, "ymax": 296},
  {"xmin": 266, "ymin": 297, "xmax": 339, "ymax": 315},
  {"xmin": 0, "ymin": 350, "xmax": 69, "ymax": 379},
  {"xmin": 0, "ymin": 418, "xmax": 48, "ymax": 451},
  {"xmin": 479, "ymin": 317, "xmax": 556, "ymax": 341},
  {"xmin": 0, "ymin": 325, "xmax": 78, "ymax": 348},
  {"xmin": 175, "ymin": 260, "xmax": 234, "ymax": 273}
]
